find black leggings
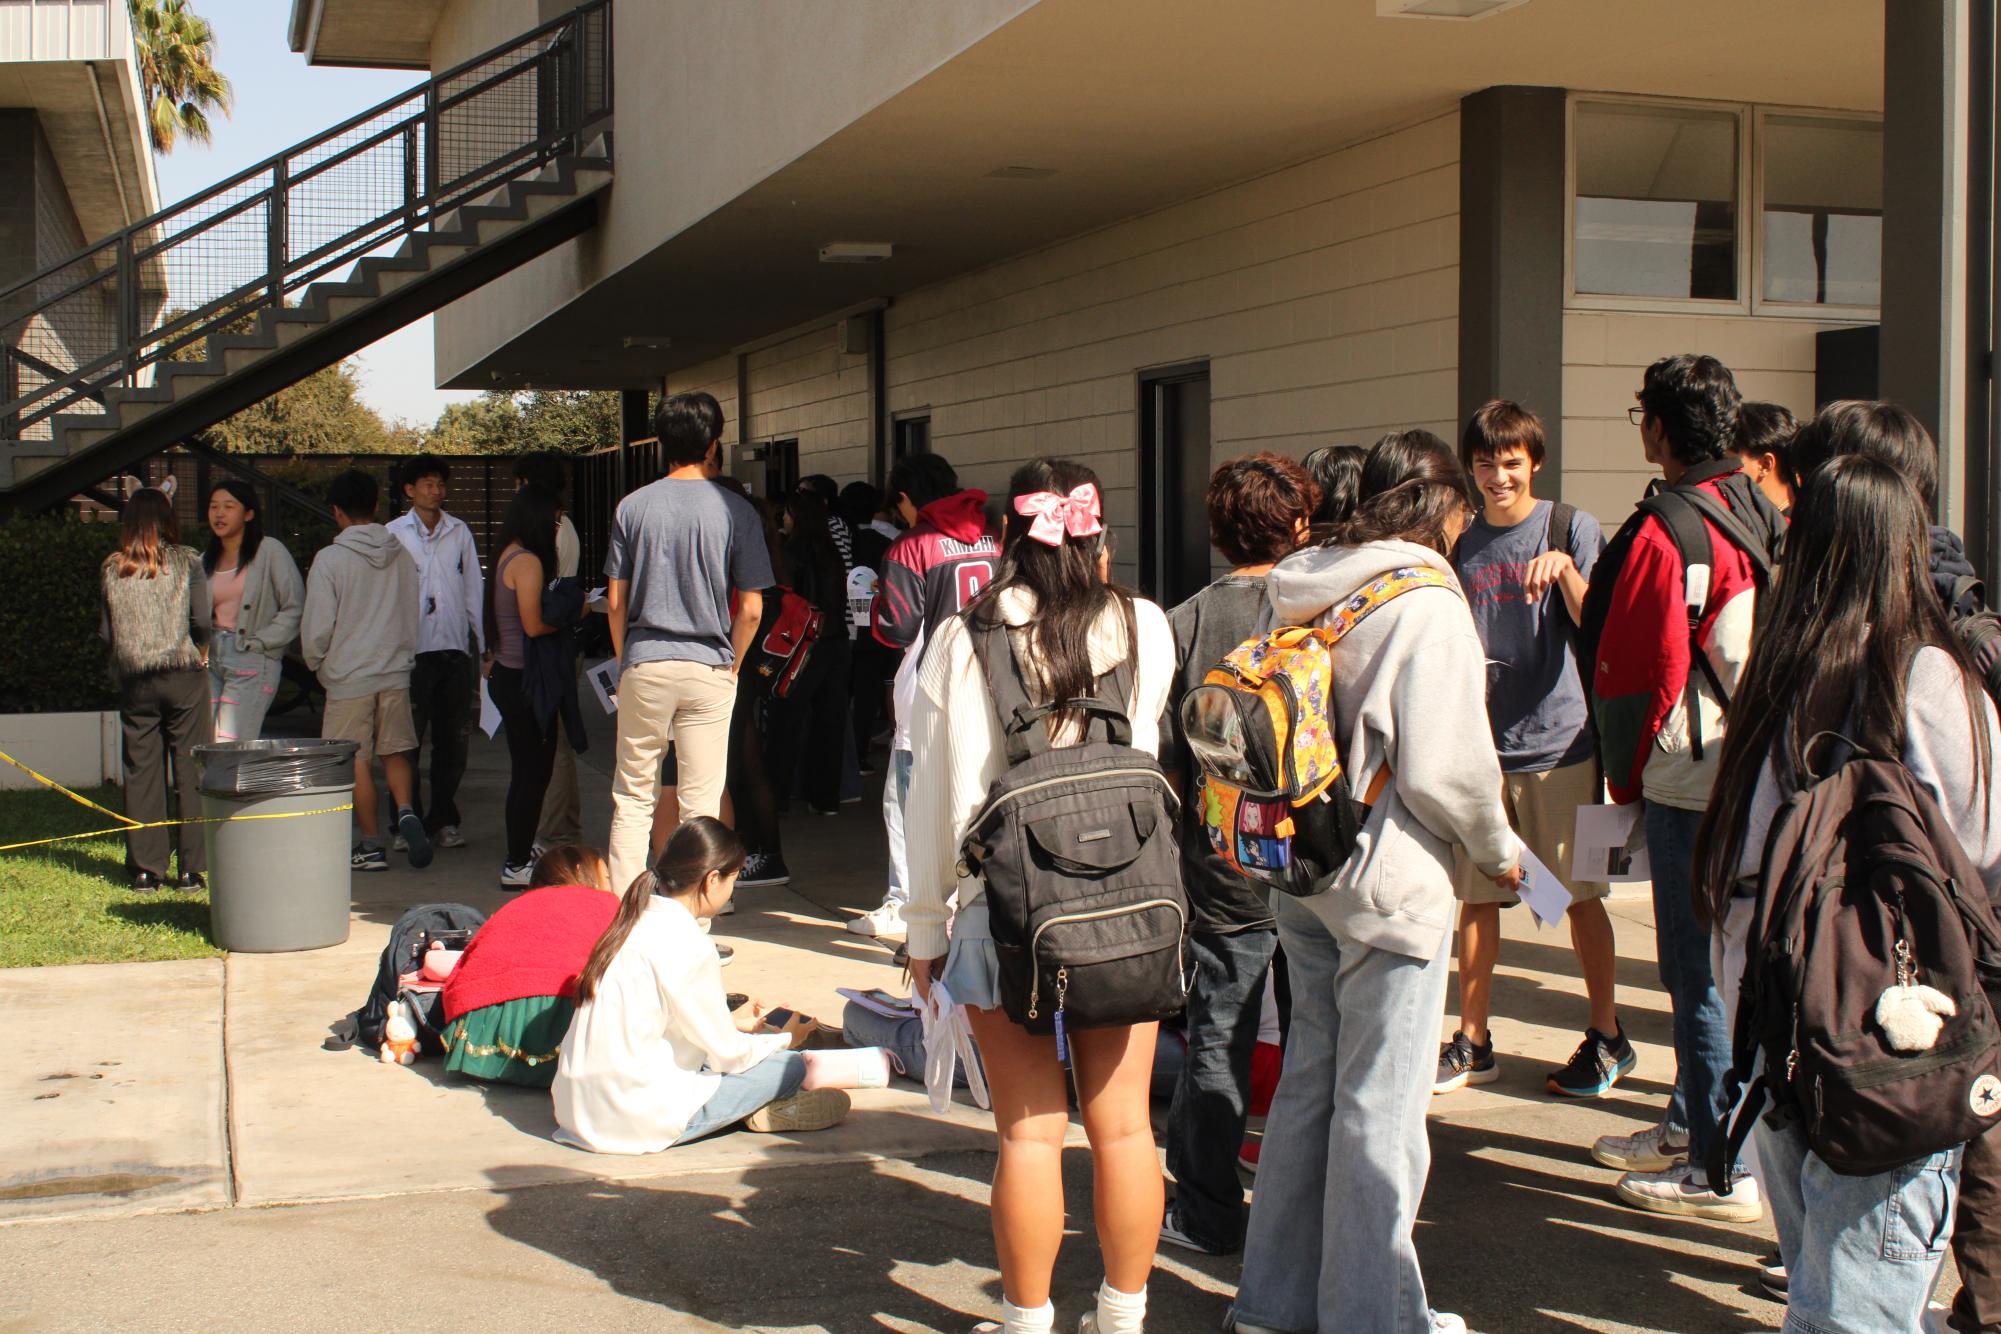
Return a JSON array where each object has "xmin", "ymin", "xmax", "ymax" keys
[
  {"xmin": 767, "ymin": 634, "xmax": 852, "ymax": 814},
  {"xmin": 728, "ymin": 675, "xmax": 780, "ymax": 856},
  {"xmin": 487, "ymin": 665, "xmax": 558, "ymax": 867}
]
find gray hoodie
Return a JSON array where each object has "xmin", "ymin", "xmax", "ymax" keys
[
  {"xmin": 1265, "ymin": 538, "xmax": 1521, "ymax": 960},
  {"xmin": 300, "ymin": 523, "xmax": 421, "ymax": 701}
]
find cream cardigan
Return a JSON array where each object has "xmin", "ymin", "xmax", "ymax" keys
[{"xmin": 902, "ymin": 586, "xmax": 1176, "ymax": 962}]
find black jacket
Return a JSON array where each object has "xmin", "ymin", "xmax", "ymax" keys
[{"xmin": 526, "ymin": 576, "xmax": 587, "ymax": 751}]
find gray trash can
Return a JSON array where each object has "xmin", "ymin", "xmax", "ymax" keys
[{"xmin": 196, "ymin": 739, "xmax": 359, "ymax": 952}]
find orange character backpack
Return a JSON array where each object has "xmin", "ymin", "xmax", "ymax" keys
[{"xmin": 1178, "ymin": 567, "xmax": 1452, "ymax": 896}]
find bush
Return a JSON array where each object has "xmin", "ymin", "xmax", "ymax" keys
[{"xmin": 0, "ymin": 516, "xmax": 119, "ymax": 712}]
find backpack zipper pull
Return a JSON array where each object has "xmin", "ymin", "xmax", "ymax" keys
[{"xmin": 1053, "ymin": 968, "xmax": 1070, "ymax": 1065}]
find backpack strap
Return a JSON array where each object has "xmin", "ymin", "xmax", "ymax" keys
[
  {"xmin": 1547, "ymin": 501, "xmax": 1578, "ymax": 563},
  {"xmin": 1318, "ymin": 567, "xmax": 1456, "ymax": 648},
  {"xmin": 1954, "ymin": 574, "xmax": 1989, "ymax": 618},
  {"xmin": 968, "ymin": 616, "xmax": 1137, "ymax": 766}
]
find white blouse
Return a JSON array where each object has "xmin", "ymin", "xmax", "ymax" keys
[{"xmin": 552, "ymin": 895, "xmax": 791, "ymax": 1154}]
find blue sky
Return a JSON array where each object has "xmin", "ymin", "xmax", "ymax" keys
[{"xmin": 152, "ymin": 0, "xmax": 483, "ymax": 427}]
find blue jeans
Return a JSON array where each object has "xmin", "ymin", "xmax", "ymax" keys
[
  {"xmin": 678, "ymin": 1051, "xmax": 808, "ymax": 1143},
  {"xmin": 1759, "ymin": 1117, "xmax": 1958, "ymax": 1333},
  {"xmin": 839, "ymin": 1000, "xmax": 974, "ymax": 1088},
  {"xmin": 1166, "ymin": 927, "xmax": 1277, "ymax": 1252},
  {"xmin": 1231, "ymin": 896, "xmax": 1451, "ymax": 1333},
  {"xmin": 1647, "ymin": 800, "xmax": 1731, "ymax": 1167},
  {"xmin": 883, "ymin": 749, "xmax": 912, "ymax": 907}
]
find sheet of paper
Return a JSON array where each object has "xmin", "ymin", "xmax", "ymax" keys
[
  {"xmin": 1573, "ymin": 802, "xmax": 1651, "ymax": 883},
  {"xmin": 836, "ymin": 986, "xmax": 917, "ymax": 1020},
  {"xmin": 1516, "ymin": 844, "xmax": 1572, "ymax": 929},
  {"xmin": 586, "ymin": 658, "xmax": 621, "ymax": 715},
  {"xmin": 478, "ymin": 677, "xmax": 502, "ymax": 737}
]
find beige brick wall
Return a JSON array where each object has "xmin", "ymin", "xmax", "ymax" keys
[
  {"xmin": 743, "ymin": 326, "xmax": 873, "ymax": 483},
  {"xmin": 1562, "ymin": 311, "xmax": 1866, "ymax": 525}
]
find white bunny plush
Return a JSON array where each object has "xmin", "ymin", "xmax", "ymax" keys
[{"xmin": 1875, "ymin": 983, "xmax": 1957, "ymax": 1053}]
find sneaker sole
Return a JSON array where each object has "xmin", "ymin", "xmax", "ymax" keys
[
  {"xmin": 1237, "ymin": 1155, "xmax": 1259, "ymax": 1175},
  {"xmin": 352, "ymin": 862, "xmax": 389, "ymax": 873},
  {"xmin": 1591, "ymin": 1144, "xmax": 1685, "ymax": 1172},
  {"xmin": 745, "ymin": 1088, "xmax": 849, "ymax": 1134},
  {"xmin": 1614, "ymin": 1178, "xmax": 1763, "ymax": 1224},
  {"xmin": 398, "ymin": 813, "xmax": 434, "ymax": 869},
  {"xmin": 1547, "ymin": 1050, "xmax": 1640, "ymax": 1099},
  {"xmin": 737, "ymin": 876, "xmax": 790, "ymax": 889},
  {"xmin": 1432, "ymin": 1065, "xmax": 1499, "ymax": 1095},
  {"xmin": 1158, "ymin": 1228, "xmax": 1231, "ymax": 1256}
]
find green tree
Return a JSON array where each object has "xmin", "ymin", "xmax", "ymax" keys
[
  {"xmin": 207, "ymin": 360, "xmax": 397, "ymax": 455},
  {"xmin": 130, "ymin": 0, "xmax": 233, "ymax": 154},
  {"xmin": 428, "ymin": 392, "xmax": 526, "ymax": 455},
  {"xmin": 516, "ymin": 389, "xmax": 620, "ymax": 454}
]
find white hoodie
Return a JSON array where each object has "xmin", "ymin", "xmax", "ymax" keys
[{"xmin": 1264, "ymin": 539, "xmax": 1521, "ymax": 960}]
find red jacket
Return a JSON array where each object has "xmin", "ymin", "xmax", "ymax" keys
[
  {"xmin": 441, "ymin": 884, "xmax": 619, "ymax": 1020},
  {"xmin": 871, "ymin": 491, "xmax": 1000, "ymax": 649}
]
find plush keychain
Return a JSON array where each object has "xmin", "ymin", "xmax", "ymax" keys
[
  {"xmin": 1876, "ymin": 938, "xmax": 1957, "ymax": 1053},
  {"xmin": 380, "ymin": 999, "xmax": 421, "ymax": 1066}
]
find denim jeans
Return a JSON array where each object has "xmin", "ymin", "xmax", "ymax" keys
[
  {"xmin": 1758, "ymin": 1116, "xmax": 1959, "ymax": 1333},
  {"xmin": 1166, "ymin": 927, "xmax": 1277, "ymax": 1252},
  {"xmin": 839, "ymin": 1000, "xmax": 974, "ymax": 1088},
  {"xmin": 1647, "ymin": 800, "xmax": 1731, "ymax": 1167},
  {"xmin": 882, "ymin": 749, "xmax": 912, "ymax": 907},
  {"xmin": 208, "ymin": 632, "xmax": 282, "ymax": 744},
  {"xmin": 1231, "ymin": 895, "xmax": 1451, "ymax": 1333},
  {"xmin": 679, "ymin": 1051, "xmax": 809, "ymax": 1143}
]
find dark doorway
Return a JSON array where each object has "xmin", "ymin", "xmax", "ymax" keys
[
  {"xmin": 1138, "ymin": 363, "xmax": 1212, "ymax": 606},
  {"xmin": 894, "ymin": 415, "xmax": 931, "ymax": 461},
  {"xmin": 760, "ymin": 438, "xmax": 799, "ymax": 499}
]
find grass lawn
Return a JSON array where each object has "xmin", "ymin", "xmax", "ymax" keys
[{"xmin": 0, "ymin": 785, "xmax": 221, "ymax": 968}]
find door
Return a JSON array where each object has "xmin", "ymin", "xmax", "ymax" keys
[
  {"xmin": 1138, "ymin": 364, "xmax": 1212, "ymax": 606},
  {"xmin": 762, "ymin": 438, "xmax": 799, "ymax": 499}
]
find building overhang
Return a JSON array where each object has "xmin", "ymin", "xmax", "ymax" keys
[
  {"xmin": 288, "ymin": 0, "xmax": 448, "ymax": 71},
  {"xmin": 0, "ymin": 44, "xmax": 159, "ymax": 235}
]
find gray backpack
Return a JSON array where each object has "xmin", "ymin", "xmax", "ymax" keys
[{"xmin": 957, "ymin": 618, "xmax": 1188, "ymax": 1045}]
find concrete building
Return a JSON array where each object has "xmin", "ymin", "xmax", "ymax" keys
[{"xmin": 295, "ymin": 0, "xmax": 1985, "ymax": 602}]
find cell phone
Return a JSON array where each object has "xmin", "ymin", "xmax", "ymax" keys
[{"xmin": 762, "ymin": 1006, "xmax": 799, "ymax": 1029}]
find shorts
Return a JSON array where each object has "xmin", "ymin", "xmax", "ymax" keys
[
  {"xmin": 322, "ymin": 688, "xmax": 418, "ymax": 762},
  {"xmin": 1454, "ymin": 757, "xmax": 1608, "ymax": 906}
]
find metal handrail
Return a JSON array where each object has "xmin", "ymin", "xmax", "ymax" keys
[{"xmin": 0, "ymin": 0, "xmax": 611, "ymax": 442}]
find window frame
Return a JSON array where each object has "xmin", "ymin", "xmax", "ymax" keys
[{"xmin": 1563, "ymin": 93, "xmax": 1882, "ymax": 321}]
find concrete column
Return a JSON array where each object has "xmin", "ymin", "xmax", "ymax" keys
[{"xmin": 1458, "ymin": 86, "xmax": 1567, "ymax": 491}]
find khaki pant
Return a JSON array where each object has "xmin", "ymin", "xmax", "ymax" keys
[
  {"xmin": 1453, "ymin": 757, "xmax": 1608, "ymax": 905},
  {"xmin": 607, "ymin": 658, "xmax": 737, "ymax": 895}
]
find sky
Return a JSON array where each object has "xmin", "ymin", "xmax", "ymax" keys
[{"xmin": 151, "ymin": 0, "xmax": 484, "ymax": 427}]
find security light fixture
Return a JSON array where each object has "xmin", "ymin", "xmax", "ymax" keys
[
  {"xmin": 819, "ymin": 241, "xmax": 894, "ymax": 264},
  {"xmin": 1378, "ymin": 0, "xmax": 1528, "ymax": 18}
]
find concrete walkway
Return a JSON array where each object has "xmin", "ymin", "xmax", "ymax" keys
[{"xmin": 0, "ymin": 697, "xmax": 1945, "ymax": 1330}]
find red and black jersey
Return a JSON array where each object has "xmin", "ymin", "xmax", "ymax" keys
[{"xmin": 871, "ymin": 490, "xmax": 1000, "ymax": 650}]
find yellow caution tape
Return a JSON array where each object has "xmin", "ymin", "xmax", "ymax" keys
[{"xmin": 0, "ymin": 747, "xmax": 354, "ymax": 855}]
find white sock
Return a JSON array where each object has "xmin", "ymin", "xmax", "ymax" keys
[
  {"xmin": 1095, "ymin": 1280, "xmax": 1146, "ymax": 1334},
  {"xmin": 1002, "ymin": 1297, "xmax": 1055, "ymax": 1334}
]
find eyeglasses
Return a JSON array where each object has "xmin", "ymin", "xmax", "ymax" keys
[{"xmin": 1627, "ymin": 406, "xmax": 1647, "ymax": 426}]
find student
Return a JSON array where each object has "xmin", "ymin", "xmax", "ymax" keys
[
  {"xmin": 516, "ymin": 451, "xmax": 587, "ymax": 851},
  {"xmin": 905, "ymin": 458, "xmax": 1176, "ymax": 1334},
  {"xmin": 1586, "ymin": 354, "xmax": 1777, "ymax": 1222},
  {"xmin": 101, "ymin": 488, "xmax": 212, "ymax": 893},
  {"xmin": 301, "ymin": 469, "xmax": 430, "ymax": 872},
  {"xmin": 553, "ymin": 818, "xmax": 853, "ymax": 1152},
  {"xmin": 1731, "ymin": 401, "xmax": 1798, "ymax": 514},
  {"xmin": 603, "ymin": 392, "xmax": 775, "ymax": 897},
  {"xmin": 799, "ymin": 473, "xmax": 853, "ymax": 567},
  {"xmin": 1155, "ymin": 453, "xmax": 1319, "ymax": 1259},
  {"xmin": 767, "ymin": 490, "xmax": 852, "ymax": 819},
  {"xmin": 203, "ymin": 479, "xmax": 303, "ymax": 744},
  {"xmin": 1436, "ymin": 402, "xmax": 1626, "ymax": 1098},
  {"xmin": 842, "ymin": 481, "xmax": 901, "ymax": 770},
  {"xmin": 441, "ymin": 844, "xmax": 618, "ymax": 1088},
  {"xmin": 1300, "ymin": 442, "xmax": 1367, "ymax": 529},
  {"xmin": 848, "ymin": 453, "xmax": 1000, "ymax": 939},
  {"xmin": 1695, "ymin": 455, "xmax": 2001, "ymax": 1333},
  {"xmin": 387, "ymin": 454, "xmax": 481, "ymax": 851},
  {"xmin": 485, "ymin": 484, "xmax": 566, "ymax": 888},
  {"xmin": 723, "ymin": 486, "xmax": 791, "ymax": 889}
]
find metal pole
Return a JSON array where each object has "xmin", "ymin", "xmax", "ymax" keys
[{"xmin": 267, "ymin": 158, "xmax": 289, "ymax": 309}]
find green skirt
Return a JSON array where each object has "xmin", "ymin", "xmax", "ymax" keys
[{"xmin": 441, "ymin": 996, "xmax": 575, "ymax": 1088}]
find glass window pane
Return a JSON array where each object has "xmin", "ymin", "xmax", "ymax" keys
[
  {"xmin": 1574, "ymin": 102, "xmax": 1739, "ymax": 300},
  {"xmin": 1761, "ymin": 115, "xmax": 1882, "ymax": 306}
]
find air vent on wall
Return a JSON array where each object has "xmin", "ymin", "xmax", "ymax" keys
[{"xmin": 1378, "ymin": 0, "xmax": 1529, "ymax": 18}]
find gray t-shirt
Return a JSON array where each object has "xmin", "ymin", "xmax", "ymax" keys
[
  {"xmin": 1453, "ymin": 499, "xmax": 1605, "ymax": 772},
  {"xmin": 604, "ymin": 478, "xmax": 775, "ymax": 668}
]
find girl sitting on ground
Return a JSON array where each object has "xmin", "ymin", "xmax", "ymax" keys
[
  {"xmin": 439, "ymin": 845, "xmax": 619, "ymax": 1088},
  {"xmin": 553, "ymin": 818, "xmax": 881, "ymax": 1153}
]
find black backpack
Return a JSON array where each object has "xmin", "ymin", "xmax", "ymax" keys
[
  {"xmin": 956, "ymin": 619, "xmax": 1188, "ymax": 1039},
  {"xmin": 1576, "ymin": 459, "xmax": 1787, "ymax": 760},
  {"xmin": 350, "ymin": 902, "xmax": 487, "ymax": 1051},
  {"xmin": 1713, "ymin": 745, "xmax": 2001, "ymax": 1185}
]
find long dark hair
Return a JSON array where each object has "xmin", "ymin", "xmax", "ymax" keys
[
  {"xmin": 966, "ymin": 457, "xmax": 1133, "ymax": 706},
  {"xmin": 1301, "ymin": 443, "xmax": 1367, "ymax": 529},
  {"xmin": 202, "ymin": 479, "xmax": 264, "ymax": 575},
  {"xmin": 574, "ymin": 818, "xmax": 747, "ymax": 1003},
  {"xmin": 1328, "ymin": 430, "xmax": 1476, "ymax": 554},
  {"xmin": 113, "ymin": 488, "xmax": 178, "ymax": 578},
  {"xmin": 776, "ymin": 490, "xmax": 844, "ymax": 603},
  {"xmin": 1693, "ymin": 455, "xmax": 1992, "ymax": 927},
  {"xmin": 484, "ymin": 483, "xmax": 561, "ymax": 647}
]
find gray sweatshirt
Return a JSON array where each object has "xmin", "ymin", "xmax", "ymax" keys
[
  {"xmin": 300, "ymin": 523, "xmax": 421, "ymax": 701},
  {"xmin": 225, "ymin": 537, "xmax": 305, "ymax": 660},
  {"xmin": 1265, "ymin": 539, "xmax": 1521, "ymax": 960}
]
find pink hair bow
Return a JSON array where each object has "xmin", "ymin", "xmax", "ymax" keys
[{"xmin": 1014, "ymin": 483, "xmax": 1104, "ymax": 547}]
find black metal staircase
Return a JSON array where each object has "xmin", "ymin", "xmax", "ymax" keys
[{"xmin": 0, "ymin": 0, "xmax": 613, "ymax": 516}]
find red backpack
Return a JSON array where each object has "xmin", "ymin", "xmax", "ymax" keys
[{"xmin": 748, "ymin": 588, "xmax": 824, "ymax": 698}]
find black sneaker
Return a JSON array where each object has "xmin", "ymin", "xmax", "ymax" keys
[
  {"xmin": 715, "ymin": 942, "xmax": 735, "ymax": 967},
  {"xmin": 1546, "ymin": 1026, "xmax": 1638, "ymax": 1098},
  {"xmin": 737, "ymin": 851, "xmax": 791, "ymax": 888},
  {"xmin": 397, "ymin": 808, "xmax": 433, "ymax": 869},
  {"xmin": 1434, "ymin": 1030, "xmax": 1497, "ymax": 1094}
]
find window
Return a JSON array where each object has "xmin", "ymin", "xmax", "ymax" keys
[
  {"xmin": 1574, "ymin": 102, "xmax": 1739, "ymax": 301},
  {"xmin": 893, "ymin": 415, "xmax": 930, "ymax": 461},
  {"xmin": 1568, "ymin": 98, "xmax": 1882, "ymax": 316}
]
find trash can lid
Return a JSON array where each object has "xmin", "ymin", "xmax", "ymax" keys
[{"xmin": 194, "ymin": 738, "xmax": 360, "ymax": 759}]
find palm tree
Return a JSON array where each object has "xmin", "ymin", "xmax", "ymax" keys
[{"xmin": 128, "ymin": 0, "xmax": 233, "ymax": 154}]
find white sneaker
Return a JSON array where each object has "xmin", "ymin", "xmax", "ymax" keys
[
  {"xmin": 1432, "ymin": 1315, "xmax": 1468, "ymax": 1334},
  {"xmin": 391, "ymin": 834, "xmax": 408, "ymax": 853},
  {"xmin": 1616, "ymin": 1162, "xmax": 1763, "ymax": 1223},
  {"xmin": 437, "ymin": 825, "xmax": 466, "ymax": 849},
  {"xmin": 847, "ymin": 900, "xmax": 905, "ymax": 937},
  {"xmin": 1591, "ymin": 1122, "xmax": 1688, "ymax": 1172},
  {"xmin": 499, "ymin": 860, "xmax": 533, "ymax": 890}
]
